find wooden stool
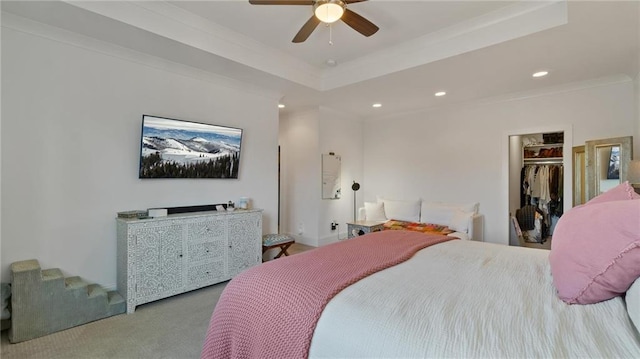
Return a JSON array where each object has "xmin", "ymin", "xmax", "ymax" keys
[{"xmin": 262, "ymin": 234, "xmax": 295, "ymax": 262}]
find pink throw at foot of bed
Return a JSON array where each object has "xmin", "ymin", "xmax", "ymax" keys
[{"xmin": 201, "ymin": 230, "xmax": 455, "ymax": 359}]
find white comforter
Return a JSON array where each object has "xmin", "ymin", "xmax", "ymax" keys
[{"xmin": 309, "ymin": 240, "xmax": 640, "ymax": 358}]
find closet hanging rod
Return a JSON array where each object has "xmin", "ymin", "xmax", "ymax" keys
[{"xmin": 523, "ymin": 158, "xmax": 563, "ymax": 165}]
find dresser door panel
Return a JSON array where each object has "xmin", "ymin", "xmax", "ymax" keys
[{"xmin": 134, "ymin": 224, "xmax": 183, "ymax": 299}]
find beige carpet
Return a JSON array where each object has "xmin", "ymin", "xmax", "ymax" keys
[
  {"xmin": 0, "ymin": 282, "xmax": 226, "ymax": 359},
  {"xmin": 0, "ymin": 243, "xmax": 316, "ymax": 359}
]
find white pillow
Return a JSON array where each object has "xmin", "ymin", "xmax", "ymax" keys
[
  {"xmin": 449, "ymin": 210, "xmax": 473, "ymax": 233},
  {"xmin": 448, "ymin": 231, "xmax": 470, "ymax": 241},
  {"xmin": 421, "ymin": 202, "xmax": 480, "ymax": 227},
  {"xmin": 626, "ymin": 276, "xmax": 640, "ymax": 333},
  {"xmin": 435, "ymin": 202, "xmax": 480, "ymax": 214},
  {"xmin": 420, "ymin": 203, "xmax": 456, "ymax": 227},
  {"xmin": 364, "ymin": 202, "xmax": 387, "ymax": 222},
  {"xmin": 381, "ymin": 199, "xmax": 421, "ymax": 222}
]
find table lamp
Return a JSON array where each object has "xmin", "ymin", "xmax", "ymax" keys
[{"xmin": 352, "ymin": 181, "xmax": 360, "ymax": 221}]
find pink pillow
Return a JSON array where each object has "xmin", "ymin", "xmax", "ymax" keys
[
  {"xmin": 550, "ymin": 199, "xmax": 640, "ymax": 304},
  {"xmin": 585, "ymin": 181, "xmax": 640, "ymax": 206}
]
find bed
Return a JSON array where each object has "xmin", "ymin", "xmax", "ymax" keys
[
  {"xmin": 310, "ymin": 239, "xmax": 639, "ymax": 358},
  {"xmin": 202, "ymin": 183, "xmax": 640, "ymax": 358}
]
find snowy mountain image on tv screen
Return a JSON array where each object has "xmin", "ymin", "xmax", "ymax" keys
[{"xmin": 139, "ymin": 115, "xmax": 242, "ymax": 179}]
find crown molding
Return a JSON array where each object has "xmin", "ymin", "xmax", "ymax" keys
[
  {"xmin": 8, "ymin": 0, "xmax": 569, "ymax": 94},
  {"xmin": 369, "ymin": 74, "xmax": 633, "ymax": 123},
  {"xmin": 1, "ymin": 11, "xmax": 282, "ymax": 101},
  {"xmin": 63, "ymin": 1, "xmax": 567, "ymax": 92},
  {"xmin": 64, "ymin": 0, "xmax": 323, "ymax": 89},
  {"xmin": 322, "ymin": 1, "xmax": 568, "ymax": 90}
]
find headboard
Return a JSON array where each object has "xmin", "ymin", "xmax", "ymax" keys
[{"xmin": 358, "ymin": 200, "xmax": 484, "ymax": 242}]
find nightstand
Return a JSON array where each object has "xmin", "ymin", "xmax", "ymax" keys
[{"xmin": 347, "ymin": 221, "xmax": 385, "ymax": 239}]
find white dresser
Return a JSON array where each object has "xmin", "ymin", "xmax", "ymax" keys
[{"xmin": 117, "ymin": 209, "xmax": 262, "ymax": 313}]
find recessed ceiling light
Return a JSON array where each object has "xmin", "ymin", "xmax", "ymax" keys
[
  {"xmin": 435, "ymin": 91, "xmax": 446, "ymax": 97},
  {"xmin": 278, "ymin": 104, "xmax": 285, "ymax": 108},
  {"xmin": 532, "ymin": 71, "xmax": 549, "ymax": 78},
  {"xmin": 372, "ymin": 103, "xmax": 382, "ymax": 108}
]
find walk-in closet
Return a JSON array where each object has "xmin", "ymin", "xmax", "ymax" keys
[{"xmin": 508, "ymin": 131, "xmax": 565, "ymax": 249}]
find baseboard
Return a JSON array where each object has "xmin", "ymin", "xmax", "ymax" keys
[{"xmin": 319, "ymin": 232, "xmax": 346, "ymax": 246}]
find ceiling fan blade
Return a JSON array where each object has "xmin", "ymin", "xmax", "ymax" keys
[
  {"xmin": 344, "ymin": 0, "xmax": 368, "ymax": 3},
  {"xmin": 341, "ymin": 8, "xmax": 379, "ymax": 37},
  {"xmin": 292, "ymin": 15, "xmax": 321, "ymax": 43},
  {"xmin": 249, "ymin": 0, "xmax": 314, "ymax": 5}
]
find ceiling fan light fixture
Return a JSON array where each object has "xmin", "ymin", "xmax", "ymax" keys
[
  {"xmin": 314, "ymin": 0, "xmax": 345, "ymax": 24},
  {"xmin": 249, "ymin": 0, "xmax": 377, "ymax": 43}
]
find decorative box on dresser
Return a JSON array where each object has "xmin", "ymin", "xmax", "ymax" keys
[{"xmin": 117, "ymin": 209, "xmax": 262, "ymax": 313}]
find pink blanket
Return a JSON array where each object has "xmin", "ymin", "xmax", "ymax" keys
[{"xmin": 201, "ymin": 230, "xmax": 454, "ymax": 359}]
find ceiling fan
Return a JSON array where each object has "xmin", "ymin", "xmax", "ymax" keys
[{"xmin": 248, "ymin": 0, "xmax": 379, "ymax": 43}]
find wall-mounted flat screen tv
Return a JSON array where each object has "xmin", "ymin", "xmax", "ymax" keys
[{"xmin": 139, "ymin": 115, "xmax": 243, "ymax": 179}]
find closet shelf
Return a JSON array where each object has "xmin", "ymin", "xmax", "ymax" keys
[
  {"xmin": 523, "ymin": 143, "xmax": 563, "ymax": 148},
  {"xmin": 523, "ymin": 157, "xmax": 563, "ymax": 164}
]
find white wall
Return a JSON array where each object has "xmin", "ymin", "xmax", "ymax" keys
[
  {"xmin": 508, "ymin": 135, "xmax": 523, "ymax": 216},
  {"xmin": 636, "ymin": 74, "xmax": 640, "ymax": 158},
  {"xmin": 0, "ymin": 22, "xmax": 3, "ymax": 277},
  {"xmin": 318, "ymin": 107, "xmax": 364, "ymax": 245},
  {"xmin": 279, "ymin": 107, "xmax": 363, "ymax": 247},
  {"xmin": 363, "ymin": 78, "xmax": 637, "ymax": 245},
  {"xmin": 636, "ymin": 1, "xmax": 640, "ymax": 158},
  {"xmin": 279, "ymin": 110, "xmax": 320, "ymax": 246},
  {"xmin": 1, "ymin": 21, "xmax": 279, "ymax": 287}
]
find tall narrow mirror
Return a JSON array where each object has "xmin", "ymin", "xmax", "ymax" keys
[
  {"xmin": 585, "ymin": 136, "xmax": 633, "ymax": 200},
  {"xmin": 322, "ymin": 153, "xmax": 341, "ymax": 199}
]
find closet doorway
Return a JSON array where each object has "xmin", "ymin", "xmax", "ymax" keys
[{"xmin": 507, "ymin": 128, "xmax": 572, "ymax": 249}]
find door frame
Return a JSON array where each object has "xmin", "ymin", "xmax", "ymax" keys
[{"xmin": 501, "ymin": 124, "xmax": 573, "ymax": 246}]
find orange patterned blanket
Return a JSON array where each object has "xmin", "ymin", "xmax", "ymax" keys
[{"xmin": 383, "ymin": 219, "xmax": 454, "ymax": 235}]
